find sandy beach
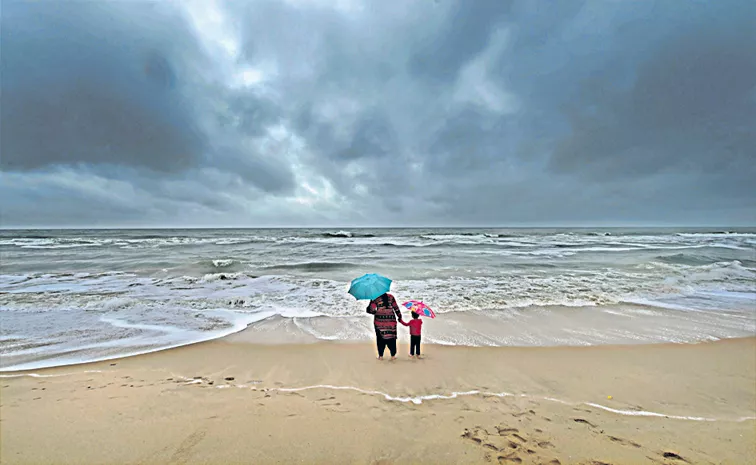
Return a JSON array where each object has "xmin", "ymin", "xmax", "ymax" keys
[{"xmin": 1, "ymin": 334, "xmax": 754, "ymax": 465}]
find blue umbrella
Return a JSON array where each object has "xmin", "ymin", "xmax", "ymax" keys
[{"xmin": 348, "ymin": 273, "xmax": 392, "ymax": 301}]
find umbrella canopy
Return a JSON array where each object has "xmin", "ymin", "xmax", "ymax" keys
[
  {"xmin": 402, "ymin": 300, "xmax": 436, "ymax": 318},
  {"xmin": 348, "ymin": 273, "xmax": 392, "ymax": 301}
]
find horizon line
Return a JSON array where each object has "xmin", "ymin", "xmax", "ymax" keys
[{"xmin": 1, "ymin": 225, "xmax": 754, "ymax": 230}]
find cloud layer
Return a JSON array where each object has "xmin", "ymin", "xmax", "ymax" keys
[{"xmin": 2, "ymin": 0, "xmax": 755, "ymax": 227}]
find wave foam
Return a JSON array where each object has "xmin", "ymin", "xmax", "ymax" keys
[
  {"xmin": 200, "ymin": 272, "xmax": 249, "ymax": 282},
  {"xmin": 0, "ymin": 370, "xmax": 103, "ymax": 378},
  {"xmin": 209, "ymin": 383, "xmax": 754, "ymax": 422}
]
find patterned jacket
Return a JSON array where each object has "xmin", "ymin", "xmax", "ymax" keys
[{"xmin": 366, "ymin": 293, "xmax": 402, "ymax": 340}]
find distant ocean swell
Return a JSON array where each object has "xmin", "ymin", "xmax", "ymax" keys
[{"xmin": 2, "ymin": 230, "xmax": 752, "ymax": 250}]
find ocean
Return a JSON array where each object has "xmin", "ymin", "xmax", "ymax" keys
[{"xmin": 1, "ymin": 228, "xmax": 754, "ymax": 371}]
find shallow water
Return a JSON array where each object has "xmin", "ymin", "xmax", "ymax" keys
[{"xmin": 1, "ymin": 227, "xmax": 754, "ymax": 370}]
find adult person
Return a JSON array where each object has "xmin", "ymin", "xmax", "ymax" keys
[{"xmin": 366, "ymin": 292, "xmax": 402, "ymax": 360}]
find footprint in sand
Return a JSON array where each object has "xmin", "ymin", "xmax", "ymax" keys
[
  {"xmin": 607, "ymin": 435, "xmax": 641, "ymax": 448},
  {"xmin": 497, "ymin": 452, "xmax": 522, "ymax": 464},
  {"xmin": 463, "ymin": 427, "xmax": 523, "ymax": 453},
  {"xmin": 461, "ymin": 428, "xmax": 483, "ymax": 444},
  {"xmin": 496, "ymin": 427, "xmax": 519, "ymax": 435},
  {"xmin": 464, "ymin": 422, "xmax": 560, "ymax": 464},
  {"xmin": 169, "ymin": 429, "xmax": 206, "ymax": 465},
  {"xmin": 313, "ymin": 396, "xmax": 346, "ymax": 412},
  {"xmin": 661, "ymin": 451, "xmax": 689, "ymax": 463},
  {"xmin": 573, "ymin": 418, "xmax": 598, "ymax": 428}
]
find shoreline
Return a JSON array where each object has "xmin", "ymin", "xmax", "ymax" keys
[
  {"xmin": 3, "ymin": 304, "xmax": 755, "ymax": 373},
  {"xmin": 2, "ymin": 336, "xmax": 755, "ymax": 464},
  {"xmin": 3, "ymin": 325, "xmax": 755, "ymax": 374}
]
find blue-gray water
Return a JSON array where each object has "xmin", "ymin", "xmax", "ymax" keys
[{"xmin": 1, "ymin": 228, "xmax": 754, "ymax": 370}]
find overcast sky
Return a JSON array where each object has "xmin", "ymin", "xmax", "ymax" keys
[{"xmin": 2, "ymin": 0, "xmax": 755, "ymax": 228}]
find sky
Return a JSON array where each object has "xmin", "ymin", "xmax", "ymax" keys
[{"xmin": 1, "ymin": 0, "xmax": 755, "ymax": 228}]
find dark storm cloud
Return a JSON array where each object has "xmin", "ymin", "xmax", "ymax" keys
[
  {"xmin": 428, "ymin": 107, "xmax": 512, "ymax": 175},
  {"xmin": 417, "ymin": 0, "xmax": 756, "ymax": 224},
  {"xmin": 548, "ymin": 7, "xmax": 756, "ymax": 182},
  {"xmin": 0, "ymin": 1, "xmax": 206, "ymax": 172},
  {"xmin": 408, "ymin": 0, "xmax": 513, "ymax": 84},
  {"xmin": 334, "ymin": 112, "xmax": 397, "ymax": 161},
  {"xmin": 210, "ymin": 141, "xmax": 295, "ymax": 194},
  {"xmin": 2, "ymin": 0, "xmax": 755, "ymax": 227},
  {"xmin": 0, "ymin": 0, "xmax": 296, "ymax": 202}
]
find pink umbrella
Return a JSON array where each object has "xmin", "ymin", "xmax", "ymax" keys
[{"xmin": 402, "ymin": 300, "xmax": 436, "ymax": 318}]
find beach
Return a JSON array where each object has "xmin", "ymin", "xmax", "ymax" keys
[{"xmin": 2, "ymin": 334, "xmax": 754, "ymax": 465}]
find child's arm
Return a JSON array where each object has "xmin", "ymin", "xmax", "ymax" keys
[{"xmin": 399, "ymin": 319, "xmax": 409, "ymax": 327}]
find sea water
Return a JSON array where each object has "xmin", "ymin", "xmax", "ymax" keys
[{"xmin": 1, "ymin": 228, "xmax": 754, "ymax": 370}]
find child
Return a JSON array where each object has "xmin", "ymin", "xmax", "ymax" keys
[{"xmin": 399, "ymin": 311, "xmax": 423, "ymax": 358}]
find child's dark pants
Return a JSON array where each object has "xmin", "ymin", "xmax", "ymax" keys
[{"xmin": 410, "ymin": 335, "xmax": 421, "ymax": 356}]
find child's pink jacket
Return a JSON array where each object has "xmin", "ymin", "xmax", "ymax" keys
[{"xmin": 400, "ymin": 319, "xmax": 422, "ymax": 336}]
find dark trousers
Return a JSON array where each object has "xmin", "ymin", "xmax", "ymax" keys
[
  {"xmin": 376, "ymin": 331, "xmax": 397, "ymax": 357},
  {"xmin": 410, "ymin": 335, "xmax": 421, "ymax": 356}
]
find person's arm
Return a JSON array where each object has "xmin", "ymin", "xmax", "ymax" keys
[
  {"xmin": 390, "ymin": 295, "xmax": 402, "ymax": 320},
  {"xmin": 399, "ymin": 319, "xmax": 409, "ymax": 326},
  {"xmin": 366, "ymin": 301, "xmax": 377, "ymax": 314}
]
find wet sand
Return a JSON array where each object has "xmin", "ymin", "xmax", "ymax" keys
[{"xmin": 1, "ymin": 336, "xmax": 755, "ymax": 464}]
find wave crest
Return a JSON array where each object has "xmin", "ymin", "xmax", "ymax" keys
[
  {"xmin": 212, "ymin": 259, "xmax": 235, "ymax": 268},
  {"xmin": 259, "ymin": 262, "xmax": 361, "ymax": 272}
]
